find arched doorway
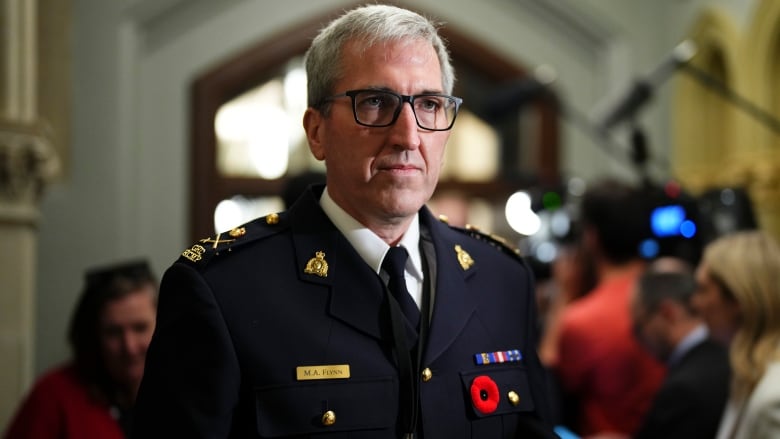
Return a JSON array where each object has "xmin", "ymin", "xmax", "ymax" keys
[{"xmin": 189, "ymin": 5, "xmax": 559, "ymax": 241}]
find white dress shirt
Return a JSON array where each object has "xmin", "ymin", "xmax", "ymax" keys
[{"xmin": 319, "ymin": 187, "xmax": 423, "ymax": 308}]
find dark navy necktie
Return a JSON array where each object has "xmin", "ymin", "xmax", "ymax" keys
[
  {"xmin": 383, "ymin": 246, "xmax": 421, "ymax": 437},
  {"xmin": 382, "ymin": 246, "xmax": 420, "ymax": 330}
]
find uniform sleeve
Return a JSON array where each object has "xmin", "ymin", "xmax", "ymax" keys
[
  {"xmin": 519, "ymin": 263, "xmax": 556, "ymax": 424},
  {"xmin": 131, "ymin": 262, "xmax": 241, "ymax": 439}
]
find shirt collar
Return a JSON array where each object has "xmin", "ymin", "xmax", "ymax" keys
[
  {"xmin": 668, "ymin": 323, "xmax": 709, "ymax": 366},
  {"xmin": 319, "ymin": 187, "xmax": 422, "ymax": 280}
]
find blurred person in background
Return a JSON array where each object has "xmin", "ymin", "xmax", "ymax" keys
[
  {"xmin": 538, "ymin": 240, "xmax": 595, "ymax": 367},
  {"xmin": 554, "ymin": 179, "xmax": 665, "ymax": 437},
  {"xmin": 3, "ymin": 260, "xmax": 157, "ymax": 439},
  {"xmin": 692, "ymin": 230, "xmax": 780, "ymax": 439},
  {"xmin": 536, "ymin": 239, "xmax": 596, "ymax": 432},
  {"xmin": 630, "ymin": 258, "xmax": 730, "ymax": 439}
]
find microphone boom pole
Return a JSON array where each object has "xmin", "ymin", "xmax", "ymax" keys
[{"xmin": 680, "ymin": 63, "xmax": 780, "ymax": 137}]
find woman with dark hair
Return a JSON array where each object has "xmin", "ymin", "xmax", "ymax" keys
[{"xmin": 4, "ymin": 259, "xmax": 157, "ymax": 439}]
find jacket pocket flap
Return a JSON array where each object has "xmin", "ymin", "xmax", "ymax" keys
[
  {"xmin": 460, "ymin": 367, "xmax": 535, "ymax": 417},
  {"xmin": 256, "ymin": 376, "xmax": 397, "ymax": 436}
]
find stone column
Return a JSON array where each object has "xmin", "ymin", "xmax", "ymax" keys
[
  {"xmin": 0, "ymin": 125, "xmax": 58, "ymax": 427},
  {"xmin": 0, "ymin": 0, "xmax": 62, "ymax": 428}
]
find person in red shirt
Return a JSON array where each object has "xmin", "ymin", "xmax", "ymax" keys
[
  {"xmin": 4, "ymin": 260, "xmax": 157, "ymax": 439},
  {"xmin": 553, "ymin": 179, "xmax": 665, "ymax": 437}
]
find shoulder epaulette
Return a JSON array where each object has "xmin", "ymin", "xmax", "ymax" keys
[
  {"xmin": 178, "ymin": 212, "xmax": 287, "ymax": 268},
  {"xmin": 443, "ymin": 217, "xmax": 524, "ymax": 262}
]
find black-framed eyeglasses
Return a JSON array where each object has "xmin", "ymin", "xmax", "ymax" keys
[{"xmin": 321, "ymin": 89, "xmax": 463, "ymax": 131}]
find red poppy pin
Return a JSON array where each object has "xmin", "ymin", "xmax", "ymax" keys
[{"xmin": 470, "ymin": 375, "xmax": 499, "ymax": 414}]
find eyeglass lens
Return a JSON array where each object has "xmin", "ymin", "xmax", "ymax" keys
[{"xmin": 352, "ymin": 90, "xmax": 458, "ymax": 130}]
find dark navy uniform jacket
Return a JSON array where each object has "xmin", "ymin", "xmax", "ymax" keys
[{"xmin": 132, "ymin": 186, "xmax": 557, "ymax": 438}]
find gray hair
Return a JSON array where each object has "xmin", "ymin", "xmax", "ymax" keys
[
  {"xmin": 637, "ymin": 271, "xmax": 697, "ymax": 314},
  {"xmin": 304, "ymin": 4, "xmax": 455, "ymax": 109}
]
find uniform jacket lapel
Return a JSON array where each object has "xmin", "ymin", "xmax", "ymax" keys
[
  {"xmin": 420, "ymin": 209, "xmax": 478, "ymax": 364},
  {"xmin": 290, "ymin": 187, "xmax": 388, "ymax": 341},
  {"xmin": 288, "ymin": 188, "xmax": 478, "ymax": 354}
]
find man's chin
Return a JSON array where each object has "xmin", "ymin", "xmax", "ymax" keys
[
  {"xmin": 382, "ymin": 187, "xmax": 431, "ymax": 209},
  {"xmin": 382, "ymin": 201, "xmax": 424, "ymax": 221}
]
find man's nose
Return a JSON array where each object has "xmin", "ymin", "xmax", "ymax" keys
[
  {"xmin": 122, "ymin": 331, "xmax": 145, "ymax": 355},
  {"xmin": 389, "ymin": 102, "xmax": 422, "ymax": 149}
]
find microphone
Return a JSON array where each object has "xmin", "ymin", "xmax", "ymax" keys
[
  {"xmin": 597, "ymin": 40, "xmax": 697, "ymax": 132},
  {"xmin": 480, "ymin": 65, "xmax": 557, "ymax": 121}
]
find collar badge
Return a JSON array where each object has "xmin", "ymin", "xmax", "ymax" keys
[
  {"xmin": 304, "ymin": 251, "xmax": 329, "ymax": 278},
  {"xmin": 455, "ymin": 245, "xmax": 474, "ymax": 270}
]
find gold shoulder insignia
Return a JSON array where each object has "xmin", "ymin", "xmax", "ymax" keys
[
  {"xmin": 179, "ymin": 232, "xmax": 236, "ymax": 263},
  {"xmin": 266, "ymin": 213, "xmax": 280, "ymax": 225},
  {"xmin": 452, "ymin": 224, "xmax": 524, "ymax": 261},
  {"xmin": 182, "ymin": 244, "xmax": 206, "ymax": 262},
  {"xmin": 178, "ymin": 213, "xmax": 288, "ymax": 267},
  {"xmin": 200, "ymin": 233, "xmax": 235, "ymax": 250}
]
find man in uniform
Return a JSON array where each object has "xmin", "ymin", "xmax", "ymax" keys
[{"xmin": 132, "ymin": 4, "xmax": 556, "ymax": 438}]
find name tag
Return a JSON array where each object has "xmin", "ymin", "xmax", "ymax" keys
[{"xmin": 296, "ymin": 364, "xmax": 351, "ymax": 381}]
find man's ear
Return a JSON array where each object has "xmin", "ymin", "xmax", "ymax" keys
[{"xmin": 303, "ymin": 107, "xmax": 325, "ymax": 161}]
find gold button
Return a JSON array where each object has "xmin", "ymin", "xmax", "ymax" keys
[
  {"xmin": 322, "ymin": 410, "xmax": 336, "ymax": 426},
  {"xmin": 438, "ymin": 214, "xmax": 449, "ymax": 224},
  {"xmin": 266, "ymin": 213, "xmax": 279, "ymax": 225},
  {"xmin": 421, "ymin": 367, "xmax": 433, "ymax": 382},
  {"xmin": 507, "ymin": 390, "xmax": 520, "ymax": 406}
]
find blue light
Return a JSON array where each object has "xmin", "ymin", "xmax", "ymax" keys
[
  {"xmin": 639, "ymin": 239, "xmax": 660, "ymax": 259},
  {"xmin": 680, "ymin": 220, "xmax": 697, "ymax": 238},
  {"xmin": 651, "ymin": 205, "xmax": 686, "ymax": 237}
]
